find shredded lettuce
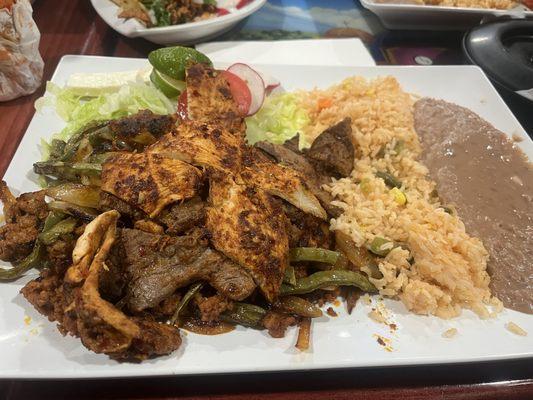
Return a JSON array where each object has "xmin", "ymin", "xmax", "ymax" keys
[
  {"xmin": 35, "ymin": 81, "xmax": 175, "ymax": 144},
  {"xmin": 245, "ymin": 93, "xmax": 310, "ymax": 149}
]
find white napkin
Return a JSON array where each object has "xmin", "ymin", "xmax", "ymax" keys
[{"xmin": 196, "ymin": 38, "xmax": 376, "ymax": 67}]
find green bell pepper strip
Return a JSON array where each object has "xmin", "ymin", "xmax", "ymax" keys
[
  {"xmin": 278, "ymin": 296, "xmax": 322, "ymax": 318},
  {"xmin": 221, "ymin": 303, "xmax": 267, "ymax": 329},
  {"xmin": 168, "ymin": 282, "xmax": 203, "ymax": 326},
  {"xmin": 280, "ymin": 270, "xmax": 376, "ymax": 296},
  {"xmin": 283, "ymin": 265, "xmax": 297, "ymax": 286},
  {"xmin": 289, "ymin": 247, "xmax": 340, "ymax": 265},
  {"xmin": 375, "ymin": 171, "xmax": 402, "ymax": 189}
]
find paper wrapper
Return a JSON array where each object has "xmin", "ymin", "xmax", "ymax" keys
[{"xmin": 0, "ymin": 0, "xmax": 44, "ymax": 101}]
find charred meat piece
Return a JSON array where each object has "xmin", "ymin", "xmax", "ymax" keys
[
  {"xmin": 255, "ymin": 141, "xmax": 316, "ymax": 177},
  {"xmin": 109, "ymin": 110, "xmax": 176, "ymax": 148},
  {"xmin": 148, "ymin": 120, "xmax": 244, "ymax": 174},
  {"xmin": 158, "ymin": 196, "xmax": 206, "ymax": 235},
  {"xmin": 101, "ymin": 152, "xmax": 203, "ymax": 218},
  {"xmin": 45, "ymin": 237, "xmax": 77, "ymax": 276},
  {"xmin": 262, "ymin": 311, "xmax": 297, "ymax": 338},
  {"xmin": 0, "ymin": 182, "xmax": 48, "ymax": 263},
  {"xmin": 255, "ymin": 142, "xmax": 342, "ymax": 218},
  {"xmin": 305, "ymin": 118, "xmax": 355, "ymax": 178},
  {"xmin": 241, "ymin": 148, "xmax": 327, "ymax": 220},
  {"xmin": 21, "ymin": 269, "xmax": 67, "ymax": 327},
  {"xmin": 283, "ymin": 203, "xmax": 332, "ymax": 249},
  {"xmin": 99, "ymin": 192, "xmax": 147, "ymax": 221},
  {"xmin": 196, "ymin": 294, "xmax": 233, "ymax": 323},
  {"xmin": 120, "ymin": 228, "xmax": 256, "ymax": 312},
  {"xmin": 206, "ymin": 174, "xmax": 289, "ymax": 303},
  {"xmin": 185, "ymin": 63, "xmax": 244, "ymax": 134},
  {"xmin": 37, "ymin": 211, "xmax": 183, "ymax": 361},
  {"xmin": 133, "ymin": 219, "xmax": 164, "ymax": 235}
]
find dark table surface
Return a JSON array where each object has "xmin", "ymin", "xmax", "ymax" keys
[{"xmin": 0, "ymin": 1, "xmax": 532, "ymax": 399}]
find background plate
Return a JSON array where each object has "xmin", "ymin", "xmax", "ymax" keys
[
  {"xmin": 1, "ymin": 56, "xmax": 532, "ymax": 379},
  {"xmin": 90, "ymin": 0, "xmax": 267, "ymax": 45},
  {"xmin": 360, "ymin": 0, "xmax": 533, "ymax": 30}
]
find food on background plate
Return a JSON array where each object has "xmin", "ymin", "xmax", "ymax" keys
[
  {"xmin": 0, "ymin": 0, "xmax": 44, "ymax": 101},
  {"xmin": 375, "ymin": 0, "xmax": 531, "ymax": 10},
  {"xmin": 0, "ymin": 46, "xmax": 531, "ymax": 362},
  {"xmin": 110, "ymin": 0, "xmax": 255, "ymax": 27}
]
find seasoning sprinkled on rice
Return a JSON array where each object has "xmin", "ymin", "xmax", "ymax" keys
[{"xmin": 299, "ymin": 76, "xmax": 499, "ymax": 319}]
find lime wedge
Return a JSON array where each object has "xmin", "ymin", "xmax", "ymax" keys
[
  {"xmin": 150, "ymin": 69, "xmax": 186, "ymax": 98},
  {"xmin": 148, "ymin": 46, "xmax": 212, "ymax": 81}
]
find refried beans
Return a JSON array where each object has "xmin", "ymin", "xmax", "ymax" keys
[{"xmin": 414, "ymin": 98, "xmax": 533, "ymax": 314}]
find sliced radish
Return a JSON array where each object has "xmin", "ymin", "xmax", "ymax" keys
[
  {"xmin": 177, "ymin": 91, "xmax": 188, "ymax": 121},
  {"xmin": 217, "ymin": 8, "xmax": 230, "ymax": 16},
  {"xmin": 227, "ymin": 63, "xmax": 265, "ymax": 116},
  {"xmin": 220, "ymin": 70, "xmax": 252, "ymax": 116},
  {"xmin": 236, "ymin": 0, "xmax": 252, "ymax": 8},
  {"xmin": 256, "ymin": 70, "xmax": 281, "ymax": 94}
]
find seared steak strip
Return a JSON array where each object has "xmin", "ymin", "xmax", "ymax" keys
[
  {"xmin": 120, "ymin": 228, "xmax": 256, "ymax": 312},
  {"xmin": 157, "ymin": 196, "xmax": 206, "ymax": 235},
  {"xmin": 305, "ymin": 118, "xmax": 355, "ymax": 178}
]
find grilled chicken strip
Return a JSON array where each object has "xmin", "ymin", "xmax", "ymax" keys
[
  {"xmin": 241, "ymin": 148, "xmax": 327, "ymax": 220},
  {"xmin": 120, "ymin": 228, "xmax": 256, "ymax": 312},
  {"xmin": 101, "ymin": 152, "xmax": 202, "ymax": 218},
  {"xmin": 206, "ymin": 174, "xmax": 289, "ymax": 303},
  {"xmin": 148, "ymin": 119, "xmax": 244, "ymax": 174},
  {"xmin": 185, "ymin": 63, "xmax": 245, "ymax": 134}
]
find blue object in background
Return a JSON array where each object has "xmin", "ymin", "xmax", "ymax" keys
[{"xmin": 222, "ymin": 1, "xmax": 383, "ymax": 42}]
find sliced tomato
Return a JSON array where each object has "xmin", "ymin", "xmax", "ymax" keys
[
  {"xmin": 237, "ymin": 0, "xmax": 252, "ymax": 9},
  {"xmin": 220, "ymin": 70, "xmax": 252, "ymax": 116},
  {"xmin": 217, "ymin": 8, "xmax": 230, "ymax": 16},
  {"xmin": 177, "ymin": 91, "xmax": 188, "ymax": 121}
]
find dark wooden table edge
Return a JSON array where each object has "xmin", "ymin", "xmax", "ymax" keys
[{"xmin": 1, "ymin": 358, "xmax": 532, "ymax": 399}]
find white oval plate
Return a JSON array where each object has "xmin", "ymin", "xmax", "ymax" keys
[{"xmin": 90, "ymin": 0, "xmax": 266, "ymax": 45}]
